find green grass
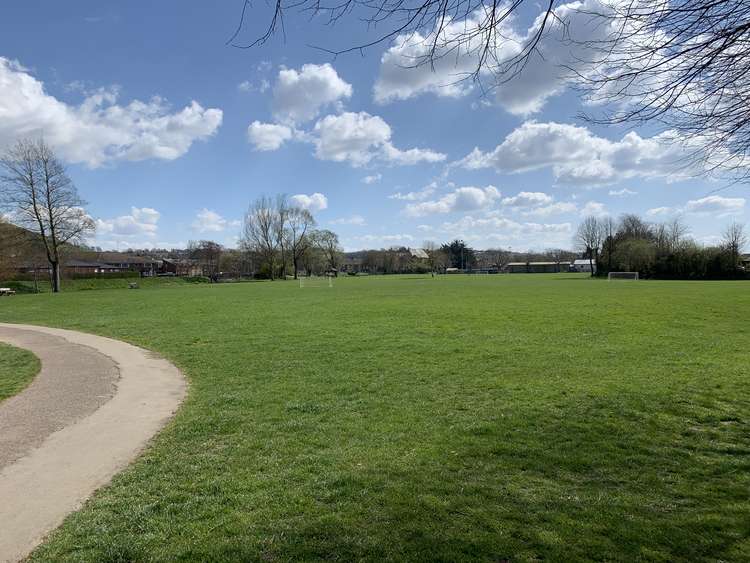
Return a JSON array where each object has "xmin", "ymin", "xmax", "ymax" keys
[
  {"xmin": 1, "ymin": 274, "xmax": 749, "ymax": 561},
  {"xmin": 0, "ymin": 342, "xmax": 40, "ymax": 402}
]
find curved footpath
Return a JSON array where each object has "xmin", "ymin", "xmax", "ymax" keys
[{"xmin": 0, "ymin": 323, "xmax": 187, "ymax": 563}]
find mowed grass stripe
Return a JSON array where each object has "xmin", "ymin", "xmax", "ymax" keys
[{"xmin": 0, "ymin": 274, "xmax": 748, "ymax": 561}]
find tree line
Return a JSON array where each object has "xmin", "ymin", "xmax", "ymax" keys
[{"xmin": 576, "ymin": 214, "xmax": 747, "ymax": 279}]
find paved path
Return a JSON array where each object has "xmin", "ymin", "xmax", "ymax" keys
[{"xmin": 0, "ymin": 323, "xmax": 187, "ymax": 563}]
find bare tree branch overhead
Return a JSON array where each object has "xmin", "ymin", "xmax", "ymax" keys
[{"xmin": 231, "ymin": 0, "xmax": 750, "ymax": 181}]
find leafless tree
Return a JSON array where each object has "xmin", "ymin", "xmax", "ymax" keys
[
  {"xmin": 242, "ymin": 195, "xmax": 280, "ymax": 280},
  {"xmin": 287, "ymin": 206, "xmax": 316, "ymax": 279},
  {"xmin": 575, "ymin": 216, "xmax": 604, "ymax": 276},
  {"xmin": 313, "ymin": 229, "xmax": 342, "ymax": 275},
  {"xmin": 232, "ymin": 0, "xmax": 750, "ymax": 179},
  {"xmin": 188, "ymin": 240, "xmax": 223, "ymax": 279},
  {"xmin": 0, "ymin": 139, "xmax": 95, "ymax": 292},
  {"xmin": 722, "ymin": 221, "xmax": 746, "ymax": 267},
  {"xmin": 275, "ymin": 194, "xmax": 290, "ymax": 279}
]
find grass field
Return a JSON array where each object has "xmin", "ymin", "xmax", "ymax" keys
[
  {"xmin": 0, "ymin": 342, "xmax": 40, "ymax": 403},
  {"xmin": 0, "ymin": 274, "xmax": 748, "ymax": 561}
]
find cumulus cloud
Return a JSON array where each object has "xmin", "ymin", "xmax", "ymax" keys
[
  {"xmin": 192, "ymin": 209, "xmax": 239, "ymax": 233},
  {"xmin": 96, "ymin": 207, "xmax": 160, "ymax": 238},
  {"xmin": 290, "ymin": 192, "xmax": 328, "ymax": 212},
  {"xmin": 404, "ymin": 185, "xmax": 501, "ymax": 217},
  {"xmin": 440, "ymin": 214, "xmax": 574, "ymax": 248},
  {"xmin": 458, "ymin": 121, "xmax": 702, "ymax": 186},
  {"xmin": 273, "ymin": 63, "xmax": 352, "ymax": 124},
  {"xmin": 389, "ymin": 182, "xmax": 438, "ymax": 201},
  {"xmin": 501, "ymin": 191, "xmax": 554, "ymax": 207},
  {"xmin": 374, "ymin": 0, "xmax": 614, "ymax": 115},
  {"xmin": 247, "ymin": 121, "xmax": 293, "ymax": 151},
  {"xmin": 522, "ymin": 202, "xmax": 578, "ymax": 217},
  {"xmin": 0, "ymin": 58, "xmax": 222, "ymax": 167},
  {"xmin": 312, "ymin": 112, "xmax": 445, "ymax": 167},
  {"xmin": 648, "ymin": 195, "xmax": 746, "ymax": 218},
  {"xmin": 579, "ymin": 201, "xmax": 609, "ymax": 217}
]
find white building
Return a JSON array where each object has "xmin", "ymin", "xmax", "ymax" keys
[{"xmin": 572, "ymin": 259, "xmax": 596, "ymax": 273}]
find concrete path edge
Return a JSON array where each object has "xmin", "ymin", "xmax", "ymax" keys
[{"xmin": 0, "ymin": 323, "xmax": 187, "ymax": 562}]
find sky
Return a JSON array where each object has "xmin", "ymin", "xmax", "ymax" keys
[{"xmin": 0, "ymin": 1, "xmax": 746, "ymax": 252}]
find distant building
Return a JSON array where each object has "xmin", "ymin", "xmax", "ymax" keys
[
  {"xmin": 408, "ymin": 248, "xmax": 429, "ymax": 260},
  {"xmin": 63, "ymin": 260, "xmax": 128, "ymax": 275},
  {"xmin": 505, "ymin": 261, "xmax": 571, "ymax": 274},
  {"xmin": 571, "ymin": 259, "xmax": 596, "ymax": 274}
]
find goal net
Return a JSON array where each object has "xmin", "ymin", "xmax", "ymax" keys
[
  {"xmin": 608, "ymin": 271, "xmax": 639, "ymax": 281},
  {"xmin": 299, "ymin": 276, "xmax": 333, "ymax": 288}
]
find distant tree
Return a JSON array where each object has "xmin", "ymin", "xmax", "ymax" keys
[
  {"xmin": 423, "ymin": 240, "xmax": 448, "ymax": 274},
  {"xmin": 275, "ymin": 194, "xmax": 290, "ymax": 279},
  {"xmin": 188, "ymin": 240, "xmax": 223, "ymax": 279},
  {"xmin": 286, "ymin": 206, "xmax": 316, "ymax": 279},
  {"xmin": 441, "ymin": 239, "xmax": 476, "ymax": 270},
  {"xmin": 313, "ymin": 229, "xmax": 342, "ymax": 275},
  {"xmin": 242, "ymin": 196, "xmax": 280, "ymax": 279},
  {"xmin": 575, "ymin": 216, "xmax": 605, "ymax": 276},
  {"xmin": 0, "ymin": 139, "xmax": 94, "ymax": 292},
  {"xmin": 722, "ymin": 221, "xmax": 747, "ymax": 268}
]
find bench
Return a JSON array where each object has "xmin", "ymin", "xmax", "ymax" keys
[{"xmin": 0, "ymin": 288, "xmax": 16, "ymax": 296}]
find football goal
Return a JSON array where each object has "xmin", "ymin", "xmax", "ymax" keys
[
  {"xmin": 608, "ymin": 271, "xmax": 639, "ymax": 281},
  {"xmin": 299, "ymin": 275, "xmax": 333, "ymax": 288}
]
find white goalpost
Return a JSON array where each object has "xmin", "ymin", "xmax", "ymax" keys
[
  {"xmin": 299, "ymin": 276, "xmax": 333, "ymax": 288},
  {"xmin": 608, "ymin": 271, "xmax": 639, "ymax": 281}
]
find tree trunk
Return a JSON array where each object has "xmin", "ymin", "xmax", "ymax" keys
[
  {"xmin": 589, "ymin": 255, "xmax": 594, "ymax": 278},
  {"xmin": 51, "ymin": 261, "xmax": 61, "ymax": 293},
  {"xmin": 293, "ymin": 256, "xmax": 298, "ymax": 280}
]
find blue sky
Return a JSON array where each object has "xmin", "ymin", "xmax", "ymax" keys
[{"xmin": 1, "ymin": 0, "xmax": 746, "ymax": 251}]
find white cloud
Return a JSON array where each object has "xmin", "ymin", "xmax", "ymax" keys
[
  {"xmin": 684, "ymin": 196, "xmax": 745, "ymax": 217},
  {"xmin": 459, "ymin": 121, "xmax": 703, "ymax": 186},
  {"xmin": 646, "ymin": 195, "xmax": 745, "ymax": 219},
  {"xmin": 389, "ymin": 182, "xmax": 438, "ymax": 201},
  {"xmin": 290, "ymin": 192, "xmax": 328, "ymax": 212},
  {"xmin": 373, "ymin": 0, "xmax": 613, "ymax": 115},
  {"xmin": 439, "ymin": 214, "xmax": 574, "ymax": 249},
  {"xmin": 247, "ymin": 121, "xmax": 293, "ymax": 151},
  {"xmin": 362, "ymin": 174, "xmax": 382, "ymax": 184},
  {"xmin": 312, "ymin": 112, "xmax": 445, "ymax": 167},
  {"xmin": 580, "ymin": 201, "xmax": 608, "ymax": 217},
  {"xmin": 0, "ymin": 58, "xmax": 222, "ymax": 167},
  {"xmin": 330, "ymin": 215, "xmax": 366, "ymax": 226},
  {"xmin": 96, "ymin": 207, "xmax": 160, "ymax": 238},
  {"xmin": 646, "ymin": 207, "xmax": 674, "ymax": 217},
  {"xmin": 522, "ymin": 202, "xmax": 578, "ymax": 217},
  {"xmin": 609, "ymin": 188, "xmax": 638, "ymax": 197},
  {"xmin": 192, "ymin": 209, "xmax": 239, "ymax": 233},
  {"xmin": 404, "ymin": 185, "xmax": 501, "ymax": 217},
  {"xmin": 273, "ymin": 63, "xmax": 352, "ymax": 124},
  {"xmin": 239, "ymin": 79, "xmax": 270, "ymax": 93},
  {"xmin": 502, "ymin": 191, "xmax": 554, "ymax": 207}
]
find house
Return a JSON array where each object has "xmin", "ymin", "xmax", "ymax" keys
[
  {"xmin": 505, "ymin": 261, "xmax": 571, "ymax": 273},
  {"xmin": 63, "ymin": 260, "xmax": 128, "ymax": 275},
  {"xmin": 160, "ymin": 259, "xmax": 202, "ymax": 277},
  {"xmin": 96, "ymin": 253, "xmax": 161, "ymax": 276},
  {"xmin": 408, "ymin": 248, "xmax": 429, "ymax": 260},
  {"xmin": 571, "ymin": 259, "xmax": 596, "ymax": 274}
]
